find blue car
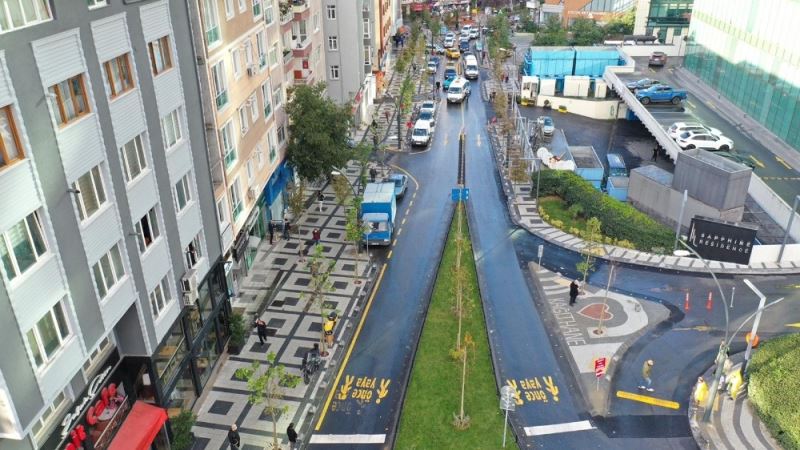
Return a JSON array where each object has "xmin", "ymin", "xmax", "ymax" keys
[
  {"xmin": 384, "ymin": 174, "xmax": 408, "ymax": 198},
  {"xmin": 459, "ymin": 39, "xmax": 470, "ymax": 52},
  {"xmin": 443, "ymin": 68, "xmax": 457, "ymax": 89}
]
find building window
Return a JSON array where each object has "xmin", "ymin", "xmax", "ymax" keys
[
  {"xmin": 103, "ymin": 53, "xmax": 135, "ymax": 99},
  {"xmin": 48, "ymin": 74, "xmax": 90, "ymax": 126},
  {"xmin": 364, "ymin": 46, "xmax": 371, "ymax": 65},
  {"xmin": 73, "ymin": 165, "xmax": 106, "ymax": 221},
  {"xmin": 329, "ymin": 65, "xmax": 340, "ymax": 79},
  {"xmin": 267, "ymin": 129, "xmax": 276, "ymax": 162},
  {"xmin": 87, "ymin": 0, "xmax": 107, "ymax": 7},
  {"xmin": 261, "ymin": 81, "xmax": 272, "ymax": 118},
  {"xmin": 92, "ymin": 243, "xmax": 125, "ymax": 299},
  {"xmin": 231, "ymin": 48, "xmax": 242, "ymax": 79},
  {"xmin": 203, "ymin": 0, "xmax": 220, "ymax": 46},
  {"xmin": 230, "ymin": 178, "xmax": 243, "ymax": 221},
  {"xmin": 149, "ymin": 274, "xmax": 172, "ymax": 317},
  {"xmin": 269, "ymin": 42, "xmax": 278, "ymax": 66},
  {"xmin": 185, "ymin": 233, "xmax": 203, "ymax": 270},
  {"xmin": 0, "ymin": 0, "xmax": 51, "ymax": 33},
  {"xmin": 0, "ymin": 211, "xmax": 47, "ymax": 281},
  {"xmin": 363, "ymin": 19, "xmax": 370, "ymax": 38},
  {"xmin": 265, "ymin": 0, "xmax": 273, "ymax": 24},
  {"xmin": 313, "ymin": 11, "xmax": 319, "ymax": 31},
  {"xmin": 224, "ymin": 0, "xmax": 234, "ymax": 19},
  {"xmin": 272, "ymin": 83, "xmax": 283, "ymax": 108},
  {"xmin": 248, "ymin": 94, "xmax": 258, "ymax": 121},
  {"xmin": 211, "ymin": 60, "xmax": 228, "ymax": 109},
  {"xmin": 277, "ymin": 123, "xmax": 286, "ymax": 144},
  {"xmin": 26, "ymin": 300, "xmax": 70, "ymax": 370},
  {"xmin": 161, "ymin": 108, "xmax": 182, "ymax": 150},
  {"xmin": 244, "ymin": 40, "xmax": 255, "ymax": 71},
  {"xmin": 0, "ymin": 105, "xmax": 24, "ymax": 170},
  {"xmin": 256, "ymin": 30, "xmax": 267, "ymax": 68},
  {"xmin": 238, "ymin": 106, "xmax": 249, "ymax": 135},
  {"xmin": 220, "ymin": 120, "xmax": 236, "ymax": 169},
  {"xmin": 174, "ymin": 172, "xmax": 192, "ymax": 213},
  {"xmin": 237, "ymin": 0, "xmax": 245, "ymax": 13},
  {"xmin": 216, "ymin": 197, "xmax": 228, "ymax": 225},
  {"xmin": 120, "ymin": 134, "xmax": 147, "ymax": 183},
  {"xmin": 134, "ymin": 207, "xmax": 161, "ymax": 254},
  {"xmin": 148, "ymin": 36, "xmax": 173, "ymax": 75},
  {"xmin": 246, "ymin": 159, "xmax": 254, "ymax": 185},
  {"xmin": 255, "ymin": 144, "xmax": 264, "ymax": 168},
  {"xmin": 328, "ymin": 35, "xmax": 338, "ymax": 51},
  {"xmin": 326, "ymin": 4, "xmax": 336, "ymax": 19},
  {"xmin": 252, "ymin": 0, "xmax": 261, "ymax": 17},
  {"xmin": 31, "ymin": 389, "xmax": 69, "ymax": 444}
]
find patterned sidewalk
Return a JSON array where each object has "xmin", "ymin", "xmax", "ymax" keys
[{"xmin": 191, "ymin": 163, "xmax": 375, "ymax": 449}]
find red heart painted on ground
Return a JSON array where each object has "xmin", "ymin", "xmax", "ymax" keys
[{"xmin": 577, "ymin": 303, "xmax": 613, "ymax": 321}]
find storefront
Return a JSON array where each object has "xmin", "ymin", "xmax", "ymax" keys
[
  {"xmin": 263, "ymin": 160, "xmax": 294, "ymax": 224},
  {"xmin": 42, "ymin": 351, "xmax": 169, "ymax": 450},
  {"xmin": 153, "ymin": 259, "xmax": 230, "ymax": 418}
]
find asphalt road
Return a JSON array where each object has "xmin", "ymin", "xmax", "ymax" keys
[{"xmin": 310, "ymin": 44, "xmax": 800, "ymax": 449}]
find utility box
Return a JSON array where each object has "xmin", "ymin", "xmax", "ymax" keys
[
  {"xmin": 520, "ymin": 75, "xmax": 539, "ymax": 100},
  {"xmin": 594, "ymin": 79, "xmax": 608, "ymax": 98},
  {"xmin": 567, "ymin": 145, "xmax": 604, "ymax": 189},
  {"xmin": 540, "ymin": 78, "xmax": 556, "ymax": 96},
  {"xmin": 672, "ymin": 149, "xmax": 751, "ymax": 210},
  {"xmin": 607, "ymin": 176, "xmax": 629, "ymax": 201},
  {"xmin": 563, "ymin": 76, "xmax": 591, "ymax": 97}
]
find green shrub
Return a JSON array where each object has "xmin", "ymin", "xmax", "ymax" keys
[
  {"xmin": 535, "ymin": 169, "xmax": 673, "ymax": 251},
  {"xmin": 749, "ymin": 333, "xmax": 800, "ymax": 450}
]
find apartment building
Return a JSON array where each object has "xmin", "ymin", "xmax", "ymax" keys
[
  {"xmin": 0, "ymin": 1, "xmax": 229, "ymax": 449},
  {"xmin": 279, "ymin": 0, "xmax": 325, "ymax": 90},
  {"xmin": 190, "ymin": 0, "xmax": 292, "ymax": 294}
]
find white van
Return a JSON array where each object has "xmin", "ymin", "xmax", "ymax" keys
[
  {"xmin": 410, "ymin": 120, "xmax": 432, "ymax": 146},
  {"xmin": 447, "ymin": 78, "xmax": 471, "ymax": 103},
  {"xmin": 463, "ymin": 55, "xmax": 479, "ymax": 79}
]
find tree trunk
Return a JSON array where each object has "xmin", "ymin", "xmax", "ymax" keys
[{"xmin": 459, "ymin": 344, "xmax": 467, "ymax": 419}]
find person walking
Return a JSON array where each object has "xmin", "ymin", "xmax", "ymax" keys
[
  {"xmin": 283, "ymin": 217, "xmax": 291, "ymax": 240},
  {"xmin": 255, "ymin": 319, "xmax": 268, "ymax": 345},
  {"xmin": 286, "ymin": 422, "xmax": 298, "ymax": 449},
  {"xmin": 317, "ymin": 191, "xmax": 325, "ymax": 212},
  {"xmin": 435, "ymin": 80, "xmax": 441, "ymax": 91},
  {"xmin": 693, "ymin": 376, "xmax": 708, "ymax": 407},
  {"xmin": 569, "ymin": 279, "xmax": 580, "ymax": 306},
  {"xmin": 370, "ymin": 167, "xmax": 378, "ymax": 182},
  {"xmin": 268, "ymin": 220, "xmax": 275, "ymax": 244},
  {"xmin": 228, "ymin": 424, "xmax": 241, "ymax": 449},
  {"xmin": 312, "ymin": 228, "xmax": 322, "ymax": 247},
  {"xmin": 651, "ymin": 145, "xmax": 659, "ymax": 161},
  {"xmin": 639, "ymin": 359, "xmax": 655, "ymax": 392}
]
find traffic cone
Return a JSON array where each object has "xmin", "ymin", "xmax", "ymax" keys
[
  {"xmin": 684, "ymin": 292, "xmax": 690, "ymax": 312},
  {"xmin": 706, "ymin": 292, "xmax": 713, "ymax": 311}
]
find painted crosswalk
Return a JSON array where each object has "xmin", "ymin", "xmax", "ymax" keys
[{"xmin": 524, "ymin": 420, "xmax": 594, "ymax": 436}]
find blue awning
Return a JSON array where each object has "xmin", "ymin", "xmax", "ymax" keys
[{"xmin": 263, "ymin": 161, "xmax": 293, "ymax": 205}]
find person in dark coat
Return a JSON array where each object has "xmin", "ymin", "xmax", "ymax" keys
[
  {"xmin": 255, "ymin": 319, "xmax": 268, "ymax": 345},
  {"xmin": 312, "ymin": 228, "xmax": 322, "ymax": 246},
  {"xmin": 268, "ymin": 221, "xmax": 275, "ymax": 244},
  {"xmin": 287, "ymin": 422, "xmax": 298, "ymax": 449},
  {"xmin": 228, "ymin": 424, "xmax": 241, "ymax": 449},
  {"xmin": 370, "ymin": 167, "xmax": 378, "ymax": 182},
  {"xmin": 569, "ymin": 279, "xmax": 580, "ymax": 306},
  {"xmin": 283, "ymin": 217, "xmax": 291, "ymax": 240}
]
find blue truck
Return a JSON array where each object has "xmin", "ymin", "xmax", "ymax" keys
[
  {"xmin": 635, "ymin": 85, "xmax": 687, "ymax": 105},
  {"xmin": 362, "ymin": 182, "xmax": 397, "ymax": 246}
]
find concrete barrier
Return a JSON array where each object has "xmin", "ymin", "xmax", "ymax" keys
[
  {"xmin": 747, "ymin": 175, "xmax": 800, "ymax": 243},
  {"xmin": 750, "ymin": 243, "xmax": 800, "ymax": 264}
]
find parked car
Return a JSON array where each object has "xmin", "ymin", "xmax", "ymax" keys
[
  {"xmin": 418, "ymin": 110, "xmax": 436, "ymax": 127},
  {"xmin": 411, "ymin": 120, "xmax": 432, "ymax": 147},
  {"xmin": 384, "ymin": 173, "xmax": 408, "ymax": 198},
  {"xmin": 537, "ymin": 116, "xmax": 554, "ymax": 137},
  {"xmin": 626, "ymin": 78, "xmax": 661, "ymax": 91},
  {"xmin": 427, "ymin": 61, "xmax": 438, "ymax": 73},
  {"xmin": 444, "ymin": 37, "xmax": 455, "ymax": 48},
  {"xmin": 676, "ymin": 131, "xmax": 734, "ymax": 151},
  {"xmin": 636, "ymin": 85, "xmax": 687, "ymax": 105},
  {"xmin": 649, "ymin": 51, "xmax": 667, "ymax": 67},
  {"xmin": 445, "ymin": 47, "xmax": 461, "ymax": 59},
  {"xmin": 459, "ymin": 39, "xmax": 470, "ymax": 52},
  {"xmin": 420, "ymin": 100, "xmax": 437, "ymax": 117},
  {"xmin": 668, "ymin": 122, "xmax": 722, "ymax": 139},
  {"xmin": 469, "ymin": 28, "xmax": 479, "ymax": 39},
  {"xmin": 715, "ymin": 151, "xmax": 755, "ymax": 169}
]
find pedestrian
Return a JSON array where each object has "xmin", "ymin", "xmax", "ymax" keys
[
  {"xmin": 504, "ymin": 72, "xmax": 509, "ymax": 83},
  {"xmin": 693, "ymin": 376, "xmax": 708, "ymax": 407},
  {"xmin": 324, "ymin": 317, "xmax": 335, "ymax": 349},
  {"xmin": 317, "ymin": 190, "xmax": 325, "ymax": 212},
  {"xmin": 651, "ymin": 145, "xmax": 659, "ymax": 161},
  {"xmin": 283, "ymin": 217, "xmax": 291, "ymax": 240},
  {"xmin": 384, "ymin": 110, "xmax": 390, "ymax": 123},
  {"xmin": 255, "ymin": 319, "xmax": 268, "ymax": 345},
  {"xmin": 287, "ymin": 422, "xmax": 298, "ymax": 449},
  {"xmin": 369, "ymin": 167, "xmax": 378, "ymax": 182},
  {"xmin": 569, "ymin": 279, "xmax": 580, "ymax": 306},
  {"xmin": 639, "ymin": 359, "xmax": 655, "ymax": 392},
  {"xmin": 435, "ymin": 80, "xmax": 441, "ymax": 91},
  {"xmin": 412, "ymin": 62, "xmax": 417, "ymax": 73},
  {"xmin": 228, "ymin": 424, "xmax": 241, "ymax": 449},
  {"xmin": 727, "ymin": 368, "xmax": 743, "ymax": 400},
  {"xmin": 268, "ymin": 220, "xmax": 275, "ymax": 244},
  {"xmin": 312, "ymin": 228, "xmax": 321, "ymax": 246}
]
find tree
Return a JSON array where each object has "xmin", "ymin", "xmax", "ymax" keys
[
  {"xmin": 603, "ymin": 7, "xmax": 635, "ymax": 37},
  {"xmin": 302, "ymin": 245, "xmax": 336, "ymax": 355},
  {"xmin": 534, "ymin": 16, "xmax": 567, "ymax": 46},
  {"xmin": 344, "ymin": 196, "xmax": 364, "ymax": 282},
  {"xmin": 234, "ymin": 355, "xmax": 301, "ymax": 450},
  {"xmin": 332, "ymin": 174, "xmax": 352, "ymax": 206},
  {"xmin": 452, "ymin": 333, "xmax": 475, "ymax": 430},
  {"xmin": 286, "ymin": 180, "xmax": 306, "ymax": 237},
  {"xmin": 286, "ymin": 83, "xmax": 353, "ymax": 182},
  {"xmin": 569, "ymin": 18, "xmax": 604, "ymax": 46},
  {"xmin": 169, "ymin": 410, "xmax": 196, "ymax": 450},
  {"xmin": 510, "ymin": 158, "xmax": 529, "ymax": 185},
  {"xmin": 400, "ymin": 75, "xmax": 415, "ymax": 115},
  {"xmin": 576, "ymin": 216, "xmax": 603, "ymax": 284}
]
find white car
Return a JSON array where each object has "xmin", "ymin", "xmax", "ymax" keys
[
  {"xmin": 668, "ymin": 122, "xmax": 722, "ymax": 140},
  {"xmin": 443, "ymin": 37, "xmax": 455, "ymax": 48},
  {"xmin": 537, "ymin": 116, "xmax": 554, "ymax": 137},
  {"xmin": 411, "ymin": 120, "xmax": 432, "ymax": 147},
  {"xmin": 469, "ymin": 28, "xmax": 479, "ymax": 39},
  {"xmin": 676, "ymin": 131, "xmax": 734, "ymax": 151},
  {"xmin": 419, "ymin": 100, "xmax": 437, "ymax": 117}
]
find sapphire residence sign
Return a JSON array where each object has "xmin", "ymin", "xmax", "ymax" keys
[{"xmin": 687, "ymin": 217, "xmax": 757, "ymax": 265}]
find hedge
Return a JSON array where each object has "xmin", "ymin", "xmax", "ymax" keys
[
  {"xmin": 535, "ymin": 169, "xmax": 673, "ymax": 251},
  {"xmin": 748, "ymin": 333, "xmax": 800, "ymax": 450}
]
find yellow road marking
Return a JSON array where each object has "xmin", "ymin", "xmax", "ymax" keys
[
  {"xmin": 387, "ymin": 250, "xmax": 393, "ymax": 259},
  {"xmin": 787, "ymin": 322, "xmax": 800, "ymax": 329},
  {"xmin": 408, "ymin": 200, "xmax": 414, "ymax": 208},
  {"xmin": 315, "ymin": 263, "xmax": 388, "ymax": 430},
  {"xmin": 395, "ymin": 227, "xmax": 402, "ymax": 237},
  {"xmin": 776, "ymin": 156, "xmax": 793, "ymax": 170},
  {"xmin": 402, "ymin": 217, "xmax": 407, "ymax": 225},
  {"xmin": 686, "ymin": 101, "xmax": 696, "ymax": 109},
  {"xmin": 616, "ymin": 391, "xmax": 680, "ymax": 410},
  {"xmin": 707, "ymin": 100, "xmax": 715, "ymax": 109},
  {"xmin": 748, "ymin": 155, "xmax": 765, "ymax": 168}
]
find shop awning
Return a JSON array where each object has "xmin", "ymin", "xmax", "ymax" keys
[{"xmin": 108, "ymin": 401, "xmax": 167, "ymax": 450}]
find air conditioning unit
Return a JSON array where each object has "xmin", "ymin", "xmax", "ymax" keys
[
  {"xmin": 204, "ymin": 122, "xmax": 216, "ymax": 130},
  {"xmin": 247, "ymin": 65, "xmax": 256, "ymax": 76},
  {"xmin": 181, "ymin": 269, "xmax": 198, "ymax": 302},
  {"xmin": 248, "ymin": 187, "xmax": 258, "ymax": 200}
]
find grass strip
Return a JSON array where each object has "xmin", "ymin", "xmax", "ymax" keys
[{"xmin": 395, "ymin": 205, "xmax": 508, "ymax": 449}]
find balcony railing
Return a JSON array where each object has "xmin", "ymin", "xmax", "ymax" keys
[
  {"xmin": 283, "ymin": 49, "xmax": 293, "ymax": 66},
  {"xmin": 291, "ymin": 0, "xmax": 308, "ymax": 13}
]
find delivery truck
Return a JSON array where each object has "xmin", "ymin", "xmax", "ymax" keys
[{"xmin": 362, "ymin": 182, "xmax": 397, "ymax": 246}]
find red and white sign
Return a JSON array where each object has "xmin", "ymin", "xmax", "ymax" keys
[{"xmin": 594, "ymin": 357, "xmax": 608, "ymax": 379}]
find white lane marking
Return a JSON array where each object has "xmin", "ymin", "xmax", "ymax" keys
[
  {"xmin": 524, "ymin": 420, "xmax": 594, "ymax": 436},
  {"xmin": 308, "ymin": 434, "xmax": 387, "ymax": 444}
]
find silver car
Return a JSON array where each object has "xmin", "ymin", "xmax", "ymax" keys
[{"xmin": 537, "ymin": 116, "xmax": 554, "ymax": 136}]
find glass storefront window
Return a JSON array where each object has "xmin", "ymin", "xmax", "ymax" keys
[
  {"xmin": 195, "ymin": 322, "xmax": 220, "ymax": 389},
  {"xmin": 186, "ymin": 306, "xmax": 204, "ymax": 342},
  {"xmin": 154, "ymin": 322, "xmax": 188, "ymax": 387},
  {"xmin": 165, "ymin": 364, "xmax": 197, "ymax": 418}
]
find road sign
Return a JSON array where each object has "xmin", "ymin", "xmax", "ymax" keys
[
  {"xmin": 594, "ymin": 357, "xmax": 607, "ymax": 379},
  {"xmin": 537, "ymin": 244, "xmax": 543, "ymax": 258},
  {"xmin": 451, "ymin": 187, "xmax": 470, "ymax": 202},
  {"xmin": 499, "ymin": 385, "xmax": 516, "ymax": 412}
]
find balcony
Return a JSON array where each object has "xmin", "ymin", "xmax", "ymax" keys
[
  {"xmin": 291, "ymin": 0, "xmax": 309, "ymax": 13},
  {"xmin": 293, "ymin": 68, "xmax": 312, "ymax": 84},
  {"xmin": 283, "ymin": 49, "xmax": 293, "ymax": 66},
  {"xmin": 292, "ymin": 36, "xmax": 311, "ymax": 57}
]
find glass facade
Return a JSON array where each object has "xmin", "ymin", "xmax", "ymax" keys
[
  {"xmin": 645, "ymin": 0, "xmax": 693, "ymax": 41},
  {"xmin": 684, "ymin": 0, "xmax": 800, "ymax": 151}
]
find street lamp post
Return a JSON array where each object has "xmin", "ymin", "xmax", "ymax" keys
[
  {"xmin": 330, "ymin": 169, "xmax": 359, "ymax": 197},
  {"xmin": 777, "ymin": 194, "xmax": 799, "ymax": 262},
  {"xmin": 674, "ymin": 238, "xmax": 728, "ymax": 423},
  {"xmin": 742, "ymin": 279, "xmax": 766, "ymax": 375}
]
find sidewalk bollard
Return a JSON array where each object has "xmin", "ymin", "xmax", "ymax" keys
[{"xmin": 684, "ymin": 292, "xmax": 690, "ymax": 312}]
